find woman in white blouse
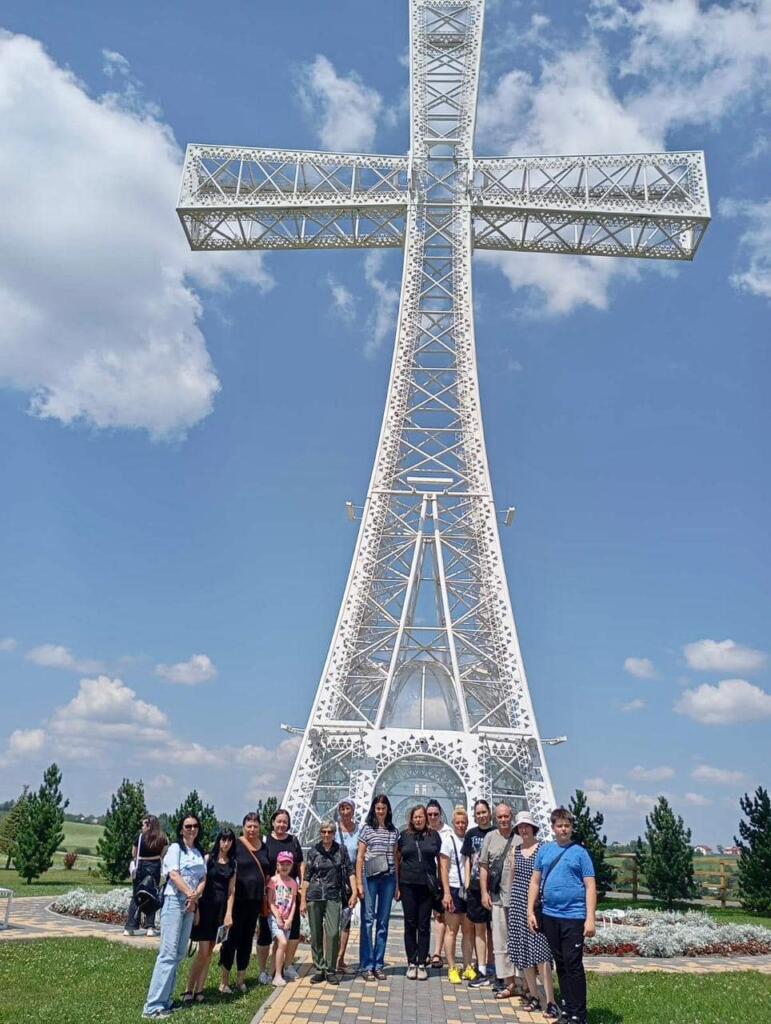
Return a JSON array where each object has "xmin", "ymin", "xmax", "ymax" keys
[{"xmin": 142, "ymin": 814, "xmax": 207, "ymax": 1019}]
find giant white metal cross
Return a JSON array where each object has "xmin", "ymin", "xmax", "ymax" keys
[{"xmin": 178, "ymin": 0, "xmax": 710, "ymax": 840}]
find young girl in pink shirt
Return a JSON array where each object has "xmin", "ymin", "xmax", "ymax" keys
[{"xmin": 266, "ymin": 851, "xmax": 299, "ymax": 986}]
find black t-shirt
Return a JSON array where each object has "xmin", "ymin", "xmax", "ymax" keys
[
  {"xmin": 265, "ymin": 834, "xmax": 304, "ymax": 883},
  {"xmin": 234, "ymin": 839, "xmax": 270, "ymax": 902},
  {"xmin": 397, "ymin": 828, "xmax": 441, "ymax": 886},
  {"xmin": 460, "ymin": 825, "xmax": 494, "ymax": 889}
]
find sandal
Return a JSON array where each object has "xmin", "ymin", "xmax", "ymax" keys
[
  {"xmin": 194, "ymin": 993, "xmax": 205, "ymax": 1004},
  {"xmin": 495, "ymin": 983, "xmax": 517, "ymax": 1000},
  {"xmin": 430, "ymin": 955, "xmax": 443, "ymax": 969},
  {"xmin": 181, "ymin": 992, "xmax": 194, "ymax": 1004},
  {"xmin": 522, "ymin": 995, "xmax": 542, "ymax": 1012}
]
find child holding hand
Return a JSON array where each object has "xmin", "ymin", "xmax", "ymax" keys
[{"xmin": 267, "ymin": 851, "xmax": 299, "ymax": 986}]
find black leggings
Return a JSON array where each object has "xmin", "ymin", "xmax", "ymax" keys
[
  {"xmin": 541, "ymin": 914, "xmax": 587, "ymax": 1020},
  {"xmin": 400, "ymin": 882, "xmax": 433, "ymax": 965},
  {"xmin": 219, "ymin": 898, "xmax": 260, "ymax": 972}
]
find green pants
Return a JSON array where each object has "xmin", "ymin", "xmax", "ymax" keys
[{"xmin": 307, "ymin": 899, "xmax": 342, "ymax": 973}]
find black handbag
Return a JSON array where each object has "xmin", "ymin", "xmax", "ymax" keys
[
  {"xmin": 336, "ymin": 832, "xmax": 353, "ymax": 902},
  {"xmin": 534, "ymin": 843, "xmax": 573, "ymax": 930}
]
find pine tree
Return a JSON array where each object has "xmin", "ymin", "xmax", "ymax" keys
[
  {"xmin": 735, "ymin": 786, "xmax": 771, "ymax": 914},
  {"xmin": 636, "ymin": 796, "xmax": 698, "ymax": 908},
  {"xmin": 97, "ymin": 779, "xmax": 147, "ymax": 883},
  {"xmin": 568, "ymin": 789, "xmax": 615, "ymax": 898},
  {"xmin": 0, "ymin": 787, "xmax": 29, "ymax": 869},
  {"xmin": 15, "ymin": 764, "xmax": 69, "ymax": 883},
  {"xmin": 257, "ymin": 796, "xmax": 278, "ymax": 839},
  {"xmin": 171, "ymin": 790, "xmax": 219, "ymax": 849}
]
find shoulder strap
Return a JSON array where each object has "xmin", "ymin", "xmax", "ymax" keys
[
  {"xmin": 501, "ymin": 831, "xmax": 515, "ymax": 862},
  {"xmin": 240, "ymin": 837, "xmax": 267, "ymax": 888},
  {"xmin": 451, "ymin": 833, "xmax": 463, "ymax": 878},
  {"xmin": 540, "ymin": 843, "xmax": 574, "ymax": 898}
]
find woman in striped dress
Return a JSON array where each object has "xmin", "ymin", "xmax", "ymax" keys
[{"xmin": 506, "ymin": 812, "xmax": 558, "ymax": 1018}]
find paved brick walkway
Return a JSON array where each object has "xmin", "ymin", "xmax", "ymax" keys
[{"xmin": 3, "ymin": 897, "xmax": 770, "ymax": 1024}]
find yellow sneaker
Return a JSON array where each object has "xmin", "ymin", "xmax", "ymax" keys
[
  {"xmin": 462, "ymin": 965, "xmax": 477, "ymax": 981},
  {"xmin": 448, "ymin": 967, "xmax": 462, "ymax": 985}
]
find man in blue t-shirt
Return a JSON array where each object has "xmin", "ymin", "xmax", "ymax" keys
[{"xmin": 527, "ymin": 807, "xmax": 596, "ymax": 1024}]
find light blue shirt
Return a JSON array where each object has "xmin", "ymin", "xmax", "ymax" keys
[
  {"xmin": 535, "ymin": 842, "xmax": 595, "ymax": 920},
  {"xmin": 162, "ymin": 842, "xmax": 206, "ymax": 896},
  {"xmin": 336, "ymin": 822, "xmax": 361, "ymax": 865}
]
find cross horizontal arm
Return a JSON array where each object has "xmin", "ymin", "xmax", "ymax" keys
[
  {"xmin": 178, "ymin": 144, "xmax": 409, "ymax": 250},
  {"xmin": 472, "ymin": 151, "xmax": 710, "ymax": 260}
]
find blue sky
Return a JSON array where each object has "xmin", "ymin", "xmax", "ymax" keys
[{"xmin": 0, "ymin": 0, "xmax": 769, "ymax": 845}]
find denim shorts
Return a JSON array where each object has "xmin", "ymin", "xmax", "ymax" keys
[{"xmin": 267, "ymin": 914, "xmax": 290, "ymax": 942}]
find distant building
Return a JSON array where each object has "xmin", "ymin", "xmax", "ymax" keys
[
  {"xmin": 723, "ymin": 845, "xmax": 741, "ymax": 857},
  {"xmin": 693, "ymin": 844, "xmax": 713, "ymax": 855}
]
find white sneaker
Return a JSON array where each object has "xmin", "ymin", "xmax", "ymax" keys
[
  {"xmin": 283, "ymin": 965, "xmax": 299, "ymax": 981},
  {"xmin": 146, "ymin": 928, "xmax": 157, "ymax": 937},
  {"xmin": 406, "ymin": 964, "xmax": 418, "ymax": 980},
  {"xmin": 258, "ymin": 972, "xmax": 271, "ymax": 985},
  {"xmin": 122, "ymin": 928, "xmax": 134, "ymax": 936}
]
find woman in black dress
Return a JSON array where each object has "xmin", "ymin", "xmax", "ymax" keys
[
  {"xmin": 219, "ymin": 813, "xmax": 270, "ymax": 993},
  {"xmin": 395, "ymin": 804, "xmax": 442, "ymax": 981},
  {"xmin": 186, "ymin": 829, "xmax": 237, "ymax": 1003}
]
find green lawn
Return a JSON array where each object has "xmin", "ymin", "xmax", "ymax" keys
[
  {"xmin": 599, "ymin": 896, "xmax": 771, "ymax": 929},
  {"xmin": 585, "ymin": 971, "xmax": 769, "ymax": 1023},
  {"xmin": 0, "ymin": 866, "xmax": 125, "ymax": 898},
  {"xmin": 60, "ymin": 820, "xmax": 104, "ymax": 854},
  {"xmin": 0, "ymin": 938, "xmax": 766, "ymax": 1024},
  {"xmin": 0, "ymin": 938, "xmax": 271, "ymax": 1024}
]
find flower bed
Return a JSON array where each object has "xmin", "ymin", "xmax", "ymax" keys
[
  {"xmin": 50, "ymin": 887, "xmax": 131, "ymax": 925},
  {"xmin": 586, "ymin": 909, "xmax": 771, "ymax": 957}
]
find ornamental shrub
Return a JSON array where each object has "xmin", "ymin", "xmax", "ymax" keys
[
  {"xmin": 97, "ymin": 779, "xmax": 147, "ymax": 883},
  {"xmin": 15, "ymin": 764, "xmax": 68, "ymax": 883},
  {"xmin": 735, "ymin": 786, "xmax": 771, "ymax": 914},
  {"xmin": 63, "ymin": 851, "xmax": 78, "ymax": 870},
  {"xmin": 568, "ymin": 789, "xmax": 615, "ymax": 898},
  {"xmin": 636, "ymin": 797, "xmax": 698, "ymax": 908}
]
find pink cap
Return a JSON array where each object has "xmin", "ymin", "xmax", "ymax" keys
[{"xmin": 277, "ymin": 851, "xmax": 294, "ymax": 864}]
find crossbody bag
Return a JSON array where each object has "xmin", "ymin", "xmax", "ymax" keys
[
  {"xmin": 534, "ymin": 843, "xmax": 574, "ymax": 930},
  {"xmin": 450, "ymin": 834, "xmax": 466, "ymax": 899}
]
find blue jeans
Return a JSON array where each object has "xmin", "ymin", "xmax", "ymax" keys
[
  {"xmin": 359, "ymin": 872, "xmax": 396, "ymax": 971},
  {"xmin": 143, "ymin": 892, "xmax": 194, "ymax": 1014}
]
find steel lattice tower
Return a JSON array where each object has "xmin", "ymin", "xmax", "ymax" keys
[{"xmin": 178, "ymin": 0, "xmax": 710, "ymax": 840}]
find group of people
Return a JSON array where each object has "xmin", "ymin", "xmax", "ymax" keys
[{"xmin": 137, "ymin": 797, "xmax": 596, "ymax": 1024}]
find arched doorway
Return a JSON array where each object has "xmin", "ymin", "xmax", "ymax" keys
[{"xmin": 374, "ymin": 755, "xmax": 467, "ymax": 829}]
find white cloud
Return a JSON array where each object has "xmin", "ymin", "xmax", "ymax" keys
[
  {"xmin": 25, "ymin": 643, "xmax": 104, "ymax": 674},
  {"xmin": 243, "ymin": 736, "xmax": 301, "ymax": 802},
  {"xmin": 684, "ymin": 792, "xmax": 713, "ymax": 807},
  {"xmin": 722, "ymin": 196, "xmax": 771, "ymax": 299},
  {"xmin": 101, "ymin": 48, "xmax": 131, "ymax": 79},
  {"xmin": 691, "ymin": 764, "xmax": 748, "ymax": 786},
  {"xmin": 0, "ymin": 637, "xmax": 16, "ymax": 652},
  {"xmin": 583, "ymin": 777, "xmax": 657, "ymax": 814},
  {"xmin": 50, "ymin": 675, "xmax": 169, "ymax": 744},
  {"xmin": 298, "ymin": 54, "xmax": 383, "ymax": 152},
  {"xmin": 155, "ymin": 739, "xmax": 223, "ymax": 767},
  {"xmin": 155, "ymin": 653, "xmax": 217, "ymax": 686},
  {"xmin": 620, "ymin": 698, "xmax": 646, "ymax": 712},
  {"xmin": 363, "ymin": 252, "xmax": 400, "ymax": 356},
  {"xmin": 674, "ymin": 678, "xmax": 771, "ymax": 726},
  {"xmin": 683, "ymin": 639, "xmax": 767, "ymax": 674},
  {"xmin": 7, "ymin": 728, "xmax": 46, "ymax": 758},
  {"xmin": 149, "ymin": 773, "xmax": 174, "ymax": 789},
  {"xmin": 0, "ymin": 33, "xmax": 271, "ymax": 440},
  {"xmin": 629, "ymin": 765, "xmax": 674, "ymax": 782},
  {"xmin": 476, "ymin": 0, "xmax": 771, "ymax": 314},
  {"xmin": 624, "ymin": 656, "xmax": 657, "ymax": 680},
  {"xmin": 326, "ymin": 275, "xmax": 356, "ymax": 323}
]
